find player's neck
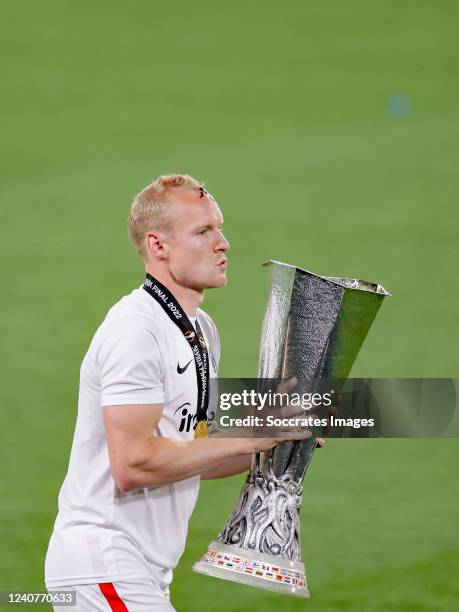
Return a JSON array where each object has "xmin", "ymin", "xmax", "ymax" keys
[{"xmin": 144, "ymin": 266, "xmax": 203, "ymax": 318}]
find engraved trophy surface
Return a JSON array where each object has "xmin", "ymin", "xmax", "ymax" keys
[{"xmin": 193, "ymin": 260, "xmax": 390, "ymax": 597}]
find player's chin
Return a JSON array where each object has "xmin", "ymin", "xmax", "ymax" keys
[{"xmin": 208, "ymin": 271, "xmax": 227, "ymax": 288}]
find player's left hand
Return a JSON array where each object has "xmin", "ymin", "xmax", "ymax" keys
[{"xmin": 275, "ymin": 378, "xmax": 327, "ymax": 448}]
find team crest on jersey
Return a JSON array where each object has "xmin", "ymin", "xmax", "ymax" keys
[
  {"xmin": 184, "ymin": 330, "xmax": 195, "ymax": 343},
  {"xmin": 174, "ymin": 402, "xmax": 197, "ymax": 433}
]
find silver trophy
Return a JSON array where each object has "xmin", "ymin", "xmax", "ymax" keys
[{"xmin": 193, "ymin": 261, "xmax": 390, "ymax": 597}]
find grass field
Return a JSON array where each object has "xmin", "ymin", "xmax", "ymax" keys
[{"xmin": 1, "ymin": 1, "xmax": 458, "ymax": 610}]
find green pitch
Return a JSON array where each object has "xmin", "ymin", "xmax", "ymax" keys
[{"xmin": 1, "ymin": 1, "xmax": 458, "ymax": 610}]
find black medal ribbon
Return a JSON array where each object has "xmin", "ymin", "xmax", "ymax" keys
[{"xmin": 143, "ymin": 273, "xmax": 209, "ymax": 430}]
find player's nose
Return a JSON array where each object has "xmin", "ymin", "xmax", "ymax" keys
[{"xmin": 216, "ymin": 231, "xmax": 230, "ymax": 252}]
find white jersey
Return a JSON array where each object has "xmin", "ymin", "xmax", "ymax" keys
[{"xmin": 45, "ymin": 286, "xmax": 220, "ymax": 590}]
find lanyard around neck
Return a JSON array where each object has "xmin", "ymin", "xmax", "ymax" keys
[{"xmin": 143, "ymin": 273, "xmax": 209, "ymax": 437}]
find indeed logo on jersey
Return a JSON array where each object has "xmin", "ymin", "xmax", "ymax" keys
[{"xmin": 174, "ymin": 402, "xmax": 197, "ymax": 433}]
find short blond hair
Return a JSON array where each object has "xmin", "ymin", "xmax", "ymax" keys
[{"xmin": 128, "ymin": 174, "xmax": 205, "ymax": 257}]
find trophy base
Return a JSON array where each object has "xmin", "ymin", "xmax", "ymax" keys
[{"xmin": 193, "ymin": 541, "xmax": 309, "ymax": 598}]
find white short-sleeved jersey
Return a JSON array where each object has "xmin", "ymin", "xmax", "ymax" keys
[{"xmin": 45, "ymin": 286, "xmax": 220, "ymax": 590}]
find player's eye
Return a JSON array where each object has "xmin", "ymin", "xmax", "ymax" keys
[{"xmin": 198, "ymin": 228, "xmax": 208, "ymax": 235}]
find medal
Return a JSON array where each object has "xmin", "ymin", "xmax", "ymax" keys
[{"xmin": 194, "ymin": 420, "xmax": 209, "ymax": 439}]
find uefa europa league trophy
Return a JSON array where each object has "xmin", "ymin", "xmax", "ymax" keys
[{"xmin": 193, "ymin": 261, "xmax": 390, "ymax": 597}]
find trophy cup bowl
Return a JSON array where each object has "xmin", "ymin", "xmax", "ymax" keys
[{"xmin": 193, "ymin": 261, "xmax": 390, "ymax": 597}]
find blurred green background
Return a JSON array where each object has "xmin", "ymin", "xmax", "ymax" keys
[{"xmin": 1, "ymin": 0, "xmax": 458, "ymax": 610}]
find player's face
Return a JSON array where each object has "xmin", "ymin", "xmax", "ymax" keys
[{"xmin": 166, "ymin": 191, "xmax": 230, "ymax": 290}]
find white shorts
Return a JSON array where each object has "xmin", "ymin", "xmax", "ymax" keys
[{"xmin": 49, "ymin": 581, "xmax": 175, "ymax": 611}]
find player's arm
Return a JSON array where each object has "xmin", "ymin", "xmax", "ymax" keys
[
  {"xmin": 103, "ymin": 404, "xmax": 310, "ymax": 492},
  {"xmin": 200, "ymin": 436, "xmax": 325, "ymax": 480},
  {"xmin": 200, "ymin": 455, "xmax": 252, "ymax": 480}
]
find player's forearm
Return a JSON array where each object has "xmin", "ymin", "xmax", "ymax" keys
[
  {"xmin": 200, "ymin": 454, "xmax": 252, "ymax": 480},
  {"xmin": 118, "ymin": 436, "xmax": 251, "ymax": 491}
]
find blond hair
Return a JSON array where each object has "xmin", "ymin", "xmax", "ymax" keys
[{"xmin": 128, "ymin": 174, "xmax": 205, "ymax": 257}]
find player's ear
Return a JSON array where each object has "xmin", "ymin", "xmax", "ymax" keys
[{"xmin": 145, "ymin": 231, "xmax": 169, "ymax": 260}]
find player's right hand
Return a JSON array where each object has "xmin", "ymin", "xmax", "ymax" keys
[{"xmin": 247, "ymin": 429, "xmax": 313, "ymax": 453}]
